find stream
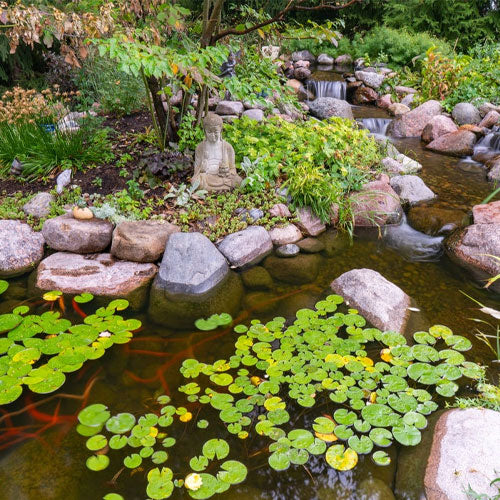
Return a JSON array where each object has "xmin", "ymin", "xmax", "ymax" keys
[{"xmin": 0, "ymin": 72, "xmax": 499, "ymax": 500}]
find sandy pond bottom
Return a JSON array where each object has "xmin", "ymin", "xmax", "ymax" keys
[{"xmin": 0, "ymin": 108, "xmax": 499, "ymax": 500}]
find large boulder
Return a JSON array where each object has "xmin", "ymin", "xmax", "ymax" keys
[
  {"xmin": 472, "ymin": 200, "xmax": 500, "ymax": 224},
  {"xmin": 330, "ymin": 268, "xmax": 411, "ymax": 333},
  {"xmin": 335, "ymin": 54, "xmax": 353, "ymax": 66},
  {"xmin": 452, "ymin": 102, "xmax": 481, "ymax": 125},
  {"xmin": 426, "ymin": 130, "xmax": 477, "ymax": 157},
  {"xmin": 215, "ymin": 100, "xmax": 244, "ymax": 116},
  {"xmin": 354, "ymin": 70, "xmax": 385, "ymax": 89},
  {"xmin": 421, "ymin": 115, "xmax": 459, "ymax": 143},
  {"xmin": 111, "ymin": 220, "xmax": 179, "ymax": 263},
  {"xmin": 35, "ymin": 252, "xmax": 157, "ymax": 309},
  {"xmin": 445, "ymin": 223, "xmax": 500, "ymax": 292},
  {"xmin": 350, "ymin": 175, "xmax": 402, "ymax": 227},
  {"xmin": 242, "ymin": 109, "xmax": 264, "ymax": 122},
  {"xmin": 317, "ymin": 53, "xmax": 334, "ymax": 65},
  {"xmin": 23, "ymin": 192, "xmax": 54, "ymax": 218},
  {"xmin": 268, "ymin": 224, "xmax": 303, "ymax": 245},
  {"xmin": 390, "ymin": 175, "xmax": 436, "ymax": 205},
  {"xmin": 241, "ymin": 266, "xmax": 274, "ymax": 291},
  {"xmin": 307, "ymin": 97, "xmax": 354, "ymax": 120},
  {"xmin": 0, "ymin": 220, "xmax": 45, "ymax": 278},
  {"xmin": 42, "ymin": 214, "xmax": 113, "ymax": 254},
  {"xmin": 388, "ymin": 100, "xmax": 442, "ymax": 138},
  {"xmin": 291, "ymin": 50, "xmax": 315, "ymax": 62},
  {"xmin": 377, "ymin": 94, "xmax": 393, "ymax": 109},
  {"xmin": 264, "ymin": 254, "xmax": 321, "ymax": 285},
  {"xmin": 296, "ymin": 207, "xmax": 326, "ymax": 236},
  {"xmin": 217, "ymin": 226, "xmax": 273, "ymax": 269},
  {"xmin": 421, "ymin": 409, "xmax": 500, "ymax": 500}
]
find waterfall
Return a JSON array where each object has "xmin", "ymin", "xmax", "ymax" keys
[
  {"xmin": 306, "ymin": 80, "xmax": 347, "ymax": 100},
  {"xmin": 360, "ymin": 118, "xmax": 392, "ymax": 136},
  {"xmin": 474, "ymin": 126, "xmax": 500, "ymax": 154}
]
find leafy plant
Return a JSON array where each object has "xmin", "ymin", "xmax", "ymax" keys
[
  {"xmin": 77, "ymin": 294, "xmax": 484, "ymax": 498},
  {"xmin": 164, "ymin": 181, "xmax": 207, "ymax": 208}
]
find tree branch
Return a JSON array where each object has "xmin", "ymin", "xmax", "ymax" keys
[{"xmin": 294, "ymin": 0, "xmax": 363, "ymax": 11}]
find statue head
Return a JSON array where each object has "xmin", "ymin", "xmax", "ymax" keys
[{"xmin": 203, "ymin": 113, "xmax": 223, "ymax": 143}]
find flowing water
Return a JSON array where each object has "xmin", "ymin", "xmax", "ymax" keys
[{"xmin": 1, "ymin": 81, "xmax": 500, "ymax": 500}]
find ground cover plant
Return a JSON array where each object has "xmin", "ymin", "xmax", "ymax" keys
[{"xmin": 76, "ymin": 294, "xmax": 484, "ymax": 499}]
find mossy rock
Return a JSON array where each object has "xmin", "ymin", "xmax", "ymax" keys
[
  {"xmin": 240, "ymin": 266, "xmax": 274, "ymax": 291},
  {"xmin": 263, "ymin": 254, "xmax": 321, "ymax": 285},
  {"xmin": 408, "ymin": 206, "xmax": 468, "ymax": 236}
]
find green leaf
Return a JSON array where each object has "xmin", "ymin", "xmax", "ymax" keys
[
  {"xmin": 325, "ymin": 444, "xmax": 358, "ymax": 471},
  {"xmin": 124, "ymin": 453, "xmax": 142, "ymax": 469},
  {"xmin": 106, "ymin": 413, "xmax": 136, "ymax": 434},
  {"xmin": 86, "ymin": 454, "xmax": 110, "ymax": 471},
  {"xmin": 372, "ymin": 450, "xmax": 391, "ymax": 466},
  {"xmin": 202, "ymin": 439, "xmax": 229, "ymax": 460},
  {"xmin": 348, "ymin": 435, "xmax": 373, "ymax": 454},
  {"xmin": 78, "ymin": 404, "xmax": 111, "ymax": 428},
  {"xmin": 392, "ymin": 425, "xmax": 421, "ymax": 446},
  {"xmin": 369, "ymin": 428, "xmax": 393, "ymax": 447},
  {"xmin": 217, "ymin": 460, "xmax": 247, "ymax": 485},
  {"xmin": 74, "ymin": 293, "xmax": 94, "ymax": 304}
]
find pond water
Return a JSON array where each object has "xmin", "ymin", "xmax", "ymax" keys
[{"xmin": 0, "ymin": 77, "xmax": 499, "ymax": 500}]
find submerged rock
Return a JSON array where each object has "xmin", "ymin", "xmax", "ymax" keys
[
  {"xmin": 240, "ymin": 266, "xmax": 274, "ymax": 291},
  {"xmin": 297, "ymin": 237, "xmax": 325, "ymax": 254},
  {"xmin": 426, "ymin": 130, "xmax": 477, "ymax": 156},
  {"xmin": 307, "ymin": 97, "xmax": 354, "ymax": 120},
  {"xmin": 358, "ymin": 478, "xmax": 395, "ymax": 500},
  {"xmin": 23, "ymin": 192, "xmax": 54, "ymax": 218},
  {"xmin": 0, "ymin": 220, "xmax": 45, "ymax": 278},
  {"xmin": 390, "ymin": 175, "xmax": 436, "ymax": 205},
  {"xmin": 276, "ymin": 244, "xmax": 300, "ymax": 258},
  {"xmin": 408, "ymin": 206, "xmax": 467, "ymax": 236},
  {"xmin": 264, "ymin": 254, "xmax": 321, "ymax": 285},
  {"xmin": 330, "ymin": 268, "xmax": 411, "ymax": 333},
  {"xmin": 387, "ymin": 100, "xmax": 442, "ymax": 138},
  {"xmin": 36, "ymin": 252, "xmax": 157, "ymax": 309}
]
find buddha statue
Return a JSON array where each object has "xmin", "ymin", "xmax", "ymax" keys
[{"xmin": 192, "ymin": 113, "xmax": 242, "ymax": 192}]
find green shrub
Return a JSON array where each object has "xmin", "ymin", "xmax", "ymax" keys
[{"xmin": 224, "ymin": 116, "xmax": 382, "ymax": 221}]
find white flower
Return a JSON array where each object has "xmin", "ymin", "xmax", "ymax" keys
[
  {"xmin": 99, "ymin": 331, "xmax": 111, "ymax": 338},
  {"xmin": 185, "ymin": 473, "xmax": 203, "ymax": 491}
]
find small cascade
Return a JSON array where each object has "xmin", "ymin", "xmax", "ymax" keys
[
  {"xmin": 306, "ymin": 80, "xmax": 347, "ymax": 100},
  {"xmin": 474, "ymin": 126, "xmax": 500, "ymax": 154},
  {"xmin": 360, "ymin": 118, "xmax": 392, "ymax": 136}
]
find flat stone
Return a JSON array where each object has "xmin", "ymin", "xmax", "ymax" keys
[
  {"xmin": 330, "ymin": 268, "xmax": 411, "ymax": 333},
  {"xmin": 42, "ymin": 214, "xmax": 113, "ymax": 254},
  {"xmin": 0, "ymin": 220, "xmax": 45, "ymax": 278},
  {"xmin": 268, "ymin": 224, "xmax": 302, "ymax": 245},
  {"xmin": 307, "ymin": 97, "xmax": 353, "ymax": 120},
  {"xmin": 264, "ymin": 254, "xmax": 320, "ymax": 285},
  {"xmin": 275, "ymin": 244, "xmax": 300, "ymax": 258},
  {"xmin": 355, "ymin": 70, "xmax": 385, "ymax": 89},
  {"xmin": 426, "ymin": 130, "xmax": 477, "ymax": 156},
  {"xmin": 388, "ymin": 100, "xmax": 442, "ymax": 138},
  {"xmin": 269, "ymin": 203, "xmax": 291, "ymax": 218},
  {"xmin": 215, "ymin": 100, "xmax": 244, "ymax": 116},
  {"xmin": 472, "ymin": 200, "xmax": 500, "ymax": 224},
  {"xmin": 242, "ymin": 109, "xmax": 264, "ymax": 121},
  {"xmin": 408, "ymin": 206, "xmax": 467, "ymax": 236},
  {"xmin": 155, "ymin": 232, "xmax": 228, "ymax": 295},
  {"xmin": 111, "ymin": 220, "xmax": 179, "ymax": 263},
  {"xmin": 424, "ymin": 409, "xmax": 500, "ymax": 500},
  {"xmin": 296, "ymin": 207, "xmax": 326, "ymax": 236},
  {"xmin": 479, "ymin": 110, "xmax": 500, "ymax": 129},
  {"xmin": 218, "ymin": 226, "xmax": 272, "ymax": 269},
  {"xmin": 23, "ymin": 192, "xmax": 54, "ymax": 218},
  {"xmin": 390, "ymin": 175, "xmax": 436, "ymax": 205},
  {"xmin": 445, "ymin": 224, "xmax": 500, "ymax": 292},
  {"xmin": 297, "ymin": 237, "xmax": 325, "ymax": 254},
  {"xmin": 452, "ymin": 102, "xmax": 481, "ymax": 125},
  {"xmin": 36, "ymin": 252, "xmax": 157, "ymax": 309},
  {"xmin": 240, "ymin": 266, "xmax": 274, "ymax": 291},
  {"xmin": 421, "ymin": 115, "xmax": 458, "ymax": 143}
]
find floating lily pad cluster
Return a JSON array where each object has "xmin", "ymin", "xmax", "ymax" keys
[{"xmin": 0, "ymin": 282, "xmax": 140, "ymax": 405}]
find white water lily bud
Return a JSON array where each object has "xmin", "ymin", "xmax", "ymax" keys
[{"xmin": 185, "ymin": 473, "xmax": 203, "ymax": 491}]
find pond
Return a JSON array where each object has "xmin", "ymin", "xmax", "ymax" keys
[{"xmin": 0, "ymin": 81, "xmax": 499, "ymax": 500}]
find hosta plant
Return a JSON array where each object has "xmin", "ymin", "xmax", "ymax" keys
[{"xmin": 77, "ymin": 295, "xmax": 484, "ymax": 499}]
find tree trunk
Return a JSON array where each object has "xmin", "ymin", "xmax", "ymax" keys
[{"xmin": 146, "ymin": 75, "xmax": 176, "ymax": 147}]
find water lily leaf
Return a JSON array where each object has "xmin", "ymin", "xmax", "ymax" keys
[
  {"xmin": 348, "ymin": 435, "xmax": 373, "ymax": 454},
  {"xmin": 417, "ymin": 400, "xmax": 439, "ymax": 415},
  {"xmin": 187, "ymin": 473, "xmax": 219, "ymax": 500},
  {"xmin": 190, "ymin": 455, "xmax": 209, "ymax": 472},
  {"xmin": 77, "ymin": 423, "xmax": 103, "ymax": 437},
  {"xmin": 264, "ymin": 396, "xmax": 285, "ymax": 411},
  {"xmin": 0, "ymin": 314, "xmax": 22, "ymax": 334},
  {"xmin": 26, "ymin": 368, "xmax": 65, "ymax": 394},
  {"xmin": 411, "ymin": 345, "xmax": 439, "ymax": 362},
  {"xmin": 354, "ymin": 419, "xmax": 371, "ymax": 433},
  {"xmin": 436, "ymin": 363, "xmax": 462, "ymax": 381},
  {"xmin": 372, "ymin": 450, "xmax": 391, "ymax": 466},
  {"xmin": 0, "ymin": 338, "xmax": 14, "ymax": 354},
  {"xmin": 218, "ymin": 460, "xmax": 247, "ymax": 485},
  {"xmin": 413, "ymin": 331, "xmax": 436, "ymax": 345},
  {"xmin": 146, "ymin": 467, "xmax": 174, "ymax": 500},
  {"xmin": 393, "ymin": 424, "xmax": 421, "ymax": 446},
  {"xmin": 445, "ymin": 335, "xmax": 472, "ymax": 352},
  {"xmin": 403, "ymin": 411, "xmax": 427, "ymax": 429},
  {"xmin": 381, "ymin": 374, "xmax": 408, "ymax": 392},
  {"xmin": 268, "ymin": 409, "xmax": 290, "ymax": 425},
  {"xmin": 103, "ymin": 494, "xmax": 124, "ymax": 500},
  {"xmin": 436, "ymin": 380, "xmax": 459, "ymax": 397},
  {"xmin": 73, "ymin": 292, "xmax": 94, "ymax": 304},
  {"xmin": 361, "ymin": 404, "xmax": 399, "ymax": 427},
  {"xmin": 78, "ymin": 403, "xmax": 111, "ymax": 428},
  {"xmin": 369, "ymin": 428, "xmax": 393, "ymax": 447},
  {"xmin": 289, "ymin": 448, "xmax": 309, "ymax": 465},
  {"xmin": 313, "ymin": 416, "xmax": 336, "ymax": 434},
  {"xmin": 407, "ymin": 363, "xmax": 440, "ymax": 384},
  {"xmin": 86, "ymin": 434, "xmax": 107, "ymax": 451},
  {"xmin": 288, "ymin": 429, "xmax": 314, "ymax": 449},
  {"xmin": 460, "ymin": 362, "xmax": 484, "ymax": 380},
  {"xmin": 151, "ymin": 450, "xmax": 168, "ymax": 464},
  {"xmin": 86, "ymin": 454, "xmax": 109, "ymax": 471},
  {"xmin": 43, "ymin": 291, "xmax": 62, "ymax": 302},
  {"xmin": 210, "ymin": 393, "xmax": 234, "ymax": 410},
  {"xmin": 197, "ymin": 419, "xmax": 209, "ymax": 429},
  {"xmin": 439, "ymin": 349, "xmax": 465, "ymax": 365},
  {"xmin": 333, "ymin": 425, "xmax": 353, "ymax": 440},
  {"xmin": 429, "ymin": 325, "xmax": 452, "ymax": 339},
  {"xmin": 0, "ymin": 376, "xmax": 22, "ymax": 404},
  {"xmin": 106, "ymin": 413, "xmax": 136, "ymax": 434},
  {"xmin": 109, "ymin": 435, "xmax": 128, "ymax": 450},
  {"xmin": 13, "ymin": 305, "xmax": 29, "ymax": 316},
  {"xmin": 195, "ymin": 314, "xmax": 232, "ymax": 331},
  {"xmin": 334, "ymin": 408, "xmax": 357, "ymax": 426},
  {"xmin": 268, "ymin": 451, "xmax": 290, "ymax": 471},
  {"xmin": 107, "ymin": 299, "xmax": 129, "ymax": 311},
  {"xmin": 387, "ymin": 393, "xmax": 418, "ymax": 413},
  {"xmin": 380, "ymin": 331, "xmax": 406, "ymax": 347},
  {"xmin": 202, "ymin": 439, "xmax": 229, "ymax": 460},
  {"xmin": 0, "ymin": 280, "xmax": 8, "ymax": 295},
  {"xmin": 325, "ymin": 444, "xmax": 358, "ymax": 471},
  {"xmin": 124, "ymin": 453, "xmax": 142, "ymax": 469}
]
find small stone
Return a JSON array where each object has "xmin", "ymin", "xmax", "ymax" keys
[
  {"xmin": 353, "ymin": 86, "xmax": 379, "ymax": 104},
  {"xmin": 296, "ymin": 207, "xmax": 326, "ymax": 236},
  {"xmin": 294, "ymin": 67, "xmax": 311, "ymax": 80},
  {"xmin": 23, "ymin": 192, "xmax": 54, "ymax": 218},
  {"xmin": 382, "ymin": 155, "xmax": 422, "ymax": 176},
  {"xmin": 56, "ymin": 169, "xmax": 72, "ymax": 195},
  {"xmin": 421, "ymin": 115, "xmax": 459, "ymax": 143},
  {"xmin": 401, "ymin": 93, "xmax": 415, "ymax": 107},
  {"xmin": 215, "ymin": 100, "xmax": 244, "ymax": 116},
  {"xmin": 269, "ymin": 203, "xmax": 291, "ymax": 218},
  {"xmin": 242, "ymin": 109, "xmax": 264, "ymax": 122},
  {"xmin": 261, "ymin": 45, "xmax": 280, "ymax": 60},
  {"xmin": 294, "ymin": 60, "xmax": 310, "ymax": 69},
  {"xmin": 472, "ymin": 200, "xmax": 500, "ymax": 224},
  {"xmin": 268, "ymin": 224, "xmax": 302, "ymax": 245},
  {"xmin": 297, "ymin": 238, "xmax": 325, "ymax": 254},
  {"xmin": 275, "ymin": 244, "xmax": 300, "ymax": 258},
  {"xmin": 395, "ymin": 85, "xmax": 417, "ymax": 95},
  {"xmin": 377, "ymin": 94, "xmax": 393, "ymax": 109},
  {"xmin": 390, "ymin": 175, "xmax": 436, "ymax": 205},
  {"xmin": 240, "ymin": 266, "xmax": 274, "ymax": 291}
]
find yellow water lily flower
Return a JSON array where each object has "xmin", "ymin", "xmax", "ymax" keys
[
  {"xmin": 185, "ymin": 473, "xmax": 203, "ymax": 491},
  {"xmin": 180, "ymin": 411, "xmax": 192, "ymax": 423}
]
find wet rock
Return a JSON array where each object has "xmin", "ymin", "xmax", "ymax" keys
[
  {"xmin": 296, "ymin": 207, "xmax": 326, "ymax": 236},
  {"xmin": 479, "ymin": 110, "xmax": 500, "ymax": 129},
  {"xmin": 388, "ymin": 103, "xmax": 410, "ymax": 116},
  {"xmin": 376, "ymin": 94, "xmax": 393, "ymax": 109},
  {"xmin": 452, "ymin": 102, "xmax": 481, "ymax": 125},
  {"xmin": 218, "ymin": 226, "xmax": 273, "ymax": 269},
  {"xmin": 294, "ymin": 67, "xmax": 311, "ymax": 80},
  {"xmin": 215, "ymin": 100, "xmax": 244, "ymax": 116},
  {"xmin": 291, "ymin": 50, "xmax": 315, "ymax": 62},
  {"xmin": 408, "ymin": 206, "xmax": 467, "ymax": 236},
  {"xmin": 269, "ymin": 203, "xmax": 291, "ymax": 218},
  {"xmin": 111, "ymin": 220, "xmax": 179, "ymax": 263},
  {"xmin": 0, "ymin": 220, "xmax": 45, "ymax": 278},
  {"xmin": 307, "ymin": 97, "xmax": 354, "ymax": 120},
  {"xmin": 426, "ymin": 130, "xmax": 477, "ymax": 157},
  {"xmin": 243, "ymin": 290, "xmax": 279, "ymax": 315},
  {"xmin": 445, "ymin": 224, "xmax": 500, "ymax": 292},
  {"xmin": 488, "ymin": 160, "xmax": 500, "ymax": 182},
  {"xmin": 264, "ymin": 254, "xmax": 320, "ymax": 285},
  {"xmin": 318, "ymin": 230, "xmax": 351, "ymax": 257},
  {"xmin": 395, "ymin": 85, "xmax": 417, "ymax": 95},
  {"xmin": 424, "ymin": 409, "xmax": 500, "ymax": 500},
  {"xmin": 350, "ymin": 176, "xmax": 402, "ymax": 227},
  {"xmin": 335, "ymin": 54, "xmax": 353, "ymax": 66},
  {"xmin": 331, "ymin": 268, "xmax": 411, "ymax": 333},
  {"xmin": 242, "ymin": 109, "xmax": 264, "ymax": 121},
  {"xmin": 317, "ymin": 53, "xmax": 334, "ymax": 65},
  {"xmin": 240, "ymin": 266, "xmax": 274, "ymax": 291},
  {"xmin": 358, "ymin": 478, "xmax": 395, "ymax": 500},
  {"xmin": 55, "ymin": 168, "xmax": 72, "ymax": 194},
  {"xmin": 382, "ymin": 155, "xmax": 422, "ymax": 175},
  {"xmin": 23, "ymin": 192, "xmax": 54, "ymax": 218},
  {"xmin": 268, "ymin": 224, "xmax": 302, "ymax": 245},
  {"xmin": 387, "ymin": 100, "xmax": 442, "ymax": 138},
  {"xmin": 390, "ymin": 175, "xmax": 436, "ymax": 205},
  {"xmin": 36, "ymin": 252, "xmax": 157, "ymax": 309},
  {"xmin": 297, "ymin": 237, "xmax": 325, "ymax": 254},
  {"xmin": 421, "ymin": 115, "xmax": 458, "ymax": 143},
  {"xmin": 294, "ymin": 60, "xmax": 310, "ymax": 69},
  {"xmin": 472, "ymin": 200, "xmax": 500, "ymax": 224},
  {"xmin": 42, "ymin": 213, "xmax": 113, "ymax": 253},
  {"xmin": 355, "ymin": 70, "xmax": 385, "ymax": 89},
  {"xmin": 353, "ymin": 86, "xmax": 379, "ymax": 104},
  {"xmin": 276, "ymin": 244, "xmax": 300, "ymax": 258}
]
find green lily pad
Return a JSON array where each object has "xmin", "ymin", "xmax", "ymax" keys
[
  {"xmin": 86, "ymin": 434, "xmax": 108, "ymax": 451},
  {"xmin": 106, "ymin": 413, "xmax": 136, "ymax": 434},
  {"xmin": 325, "ymin": 444, "xmax": 358, "ymax": 471},
  {"xmin": 369, "ymin": 428, "xmax": 393, "ymax": 447},
  {"xmin": 78, "ymin": 403, "xmax": 111, "ymax": 428},
  {"xmin": 348, "ymin": 435, "xmax": 373, "ymax": 454},
  {"xmin": 334, "ymin": 409, "xmax": 357, "ymax": 426},
  {"xmin": 313, "ymin": 416, "xmax": 336, "ymax": 434},
  {"xmin": 407, "ymin": 363, "xmax": 440, "ymax": 384},
  {"xmin": 372, "ymin": 450, "xmax": 391, "ymax": 466},
  {"xmin": 202, "ymin": 439, "xmax": 229, "ymax": 460},
  {"xmin": 86, "ymin": 454, "xmax": 110, "ymax": 471},
  {"xmin": 74, "ymin": 292, "xmax": 94, "ymax": 304},
  {"xmin": 445, "ymin": 335, "xmax": 472, "ymax": 351},
  {"xmin": 109, "ymin": 435, "xmax": 128, "ymax": 449},
  {"xmin": 218, "ymin": 460, "xmax": 247, "ymax": 485},
  {"xmin": 268, "ymin": 451, "xmax": 290, "ymax": 471},
  {"xmin": 0, "ymin": 314, "xmax": 22, "ymax": 334},
  {"xmin": 403, "ymin": 411, "xmax": 427, "ymax": 429},
  {"xmin": 124, "ymin": 453, "xmax": 142, "ymax": 469},
  {"xmin": 361, "ymin": 404, "xmax": 399, "ymax": 427},
  {"xmin": 392, "ymin": 424, "xmax": 421, "ymax": 446}
]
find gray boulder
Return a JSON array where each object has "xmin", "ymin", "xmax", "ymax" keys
[
  {"xmin": 335, "ymin": 54, "xmax": 353, "ymax": 66},
  {"xmin": 215, "ymin": 100, "xmax": 244, "ymax": 116},
  {"xmin": 317, "ymin": 53, "xmax": 334, "ymax": 65},
  {"xmin": 426, "ymin": 130, "xmax": 477, "ymax": 156},
  {"xmin": 331, "ymin": 268, "xmax": 411, "ymax": 333},
  {"xmin": 217, "ymin": 226, "xmax": 272, "ymax": 269},
  {"xmin": 55, "ymin": 169, "xmax": 71, "ymax": 194},
  {"xmin": 390, "ymin": 175, "xmax": 436, "ymax": 205},
  {"xmin": 421, "ymin": 115, "xmax": 458, "ymax": 143},
  {"xmin": 111, "ymin": 220, "xmax": 179, "ymax": 263},
  {"xmin": 291, "ymin": 50, "xmax": 315, "ymax": 62},
  {"xmin": 42, "ymin": 213, "xmax": 113, "ymax": 253},
  {"xmin": 0, "ymin": 220, "xmax": 45, "ymax": 277},
  {"xmin": 401, "ymin": 93, "xmax": 415, "ymax": 107},
  {"xmin": 395, "ymin": 85, "xmax": 417, "ymax": 95},
  {"xmin": 268, "ymin": 224, "xmax": 302, "ymax": 245},
  {"xmin": 23, "ymin": 192, "xmax": 54, "ymax": 218},
  {"xmin": 382, "ymin": 155, "xmax": 422, "ymax": 176},
  {"xmin": 452, "ymin": 102, "xmax": 481, "ymax": 125},
  {"xmin": 354, "ymin": 70, "xmax": 385, "ymax": 89},
  {"xmin": 296, "ymin": 207, "xmax": 326, "ymax": 236},
  {"xmin": 242, "ymin": 109, "xmax": 264, "ymax": 122},
  {"xmin": 307, "ymin": 97, "xmax": 353, "ymax": 120},
  {"xmin": 487, "ymin": 159, "xmax": 500, "ymax": 182},
  {"xmin": 388, "ymin": 100, "xmax": 442, "ymax": 138}
]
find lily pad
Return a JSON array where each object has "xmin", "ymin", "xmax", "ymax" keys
[
  {"xmin": 106, "ymin": 413, "xmax": 136, "ymax": 434},
  {"xmin": 372, "ymin": 450, "xmax": 391, "ymax": 466},
  {"xmin": 392, "ymin": 424, "xmax": 421, "ymax": 446},
  {"xmin": 325, "ymin": 444, "xmax": 358, "ymax": 471}
]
